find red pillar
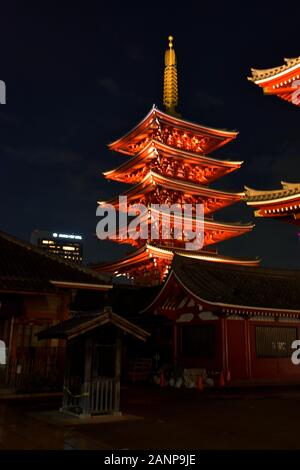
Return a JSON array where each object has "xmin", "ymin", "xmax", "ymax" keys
[
  {"xmin": 244, "ymin": 317, "xmax": 252, "ymax": 379},
  {"xmin": 221, "ymin": 316, "xmax": 229, "ymax": 377}
]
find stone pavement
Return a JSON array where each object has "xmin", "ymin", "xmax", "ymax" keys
[{"xmin": 1, "ymin": 384, "xmax": 300, "ymax": 450}]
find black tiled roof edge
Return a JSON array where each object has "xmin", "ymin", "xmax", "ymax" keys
[
  {"xmin": 0, "ymin": 229, "xmax": 111, "ymax": 292},
  {"xmin": 171, "ymin": 255, "xmax": 300, "ymax": 310}
]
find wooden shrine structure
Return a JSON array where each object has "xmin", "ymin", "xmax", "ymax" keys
[{"xmin": 38, "ymin": 306, "xmax": 149, "ymax": 417}]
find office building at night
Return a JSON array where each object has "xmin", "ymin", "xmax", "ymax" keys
[{"xmin": 31, "ymin": 230, "xmax": 84, "ymax": 264}]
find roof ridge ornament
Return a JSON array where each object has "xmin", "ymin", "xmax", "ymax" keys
[{"xmin": 163, "ymin": 35, "xmax": 180, "ymax": 116}]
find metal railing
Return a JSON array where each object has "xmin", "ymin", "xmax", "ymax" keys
[{"xmin": 62, "ymin": 376, "xmax": 115, "ymax": 416}]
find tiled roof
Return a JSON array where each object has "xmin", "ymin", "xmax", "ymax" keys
[
  {"xmin": 171, "ymin": 255, "xmax": 300, "ymax": 311},
  {"xmin": 109, "ymin": 105, "xmax": 238, "ymax": 150},
  {"xmin": 0, "ymin": 230, "xmax": 110, "ymax": 293},
  {"xmin": 245, "ymin": 182, "xmax": 300, "ymax": 202},
  {"xmin": 38, "ymin": 307, "xmax": 150, "ymax": 341},
  {"xmin": 248, "ymin": 57, "xmax": 300, "ymax": 82}
]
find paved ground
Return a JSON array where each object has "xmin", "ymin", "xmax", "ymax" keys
[{"xmin": 1, "ymin": 384, "xmax": 300, "ymax": 450}]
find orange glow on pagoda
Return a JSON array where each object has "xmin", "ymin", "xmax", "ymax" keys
[
  {"xmin": 108, "ymin": 106, "xmax": 238, "ymax": 156},
  {"xmin": 248, "ymin": 56, "xmax": 300, "ymax": 106},
  {"xmin": 94, "ymin": 37, "xmax": 258, "ymax": 285}
]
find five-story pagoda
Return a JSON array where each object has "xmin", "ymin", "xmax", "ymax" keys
[{"xmin": 95, "ymin": 37, "xmax": 258, "ymax": 285}]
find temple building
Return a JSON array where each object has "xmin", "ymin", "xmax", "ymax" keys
[
  {"xmin": 142, "ymin": 255, "xmax": 300, "ymax": 382},
  {"xmin": 247, "ymin": 55, "xmax": 300, "ymax": 222},
  {"xmin": 248, "ymin": 56, "xmax": 300, "ymax": 106},
  {"xmin": 95, "ymin": 36, "xmax": 257, "ymax": 285},
  {"xmin": 245, "ymin": 182, "xmax": 300, "ymax": 224},
  {"xmin": 32, "ymin": 40, "xmax": 300, "ymax": 388}
]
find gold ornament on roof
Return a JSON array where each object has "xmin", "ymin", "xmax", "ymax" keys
[{"xmin": 163, "ymin": 35, "xmax": 179, "ymax": 116}]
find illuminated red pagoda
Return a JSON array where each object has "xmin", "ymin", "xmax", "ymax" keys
[
  {"xmin": 95, "ymin": 37, "xmax": 257, "ymax": 285},
  {"xmin": 248, "ymin": 56, "xmax": 300, "ymax": 106}
]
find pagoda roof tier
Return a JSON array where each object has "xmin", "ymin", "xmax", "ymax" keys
[
  {"xmin": 108, "ymin": 208, "xmax": 254, "ymax": 248},
  {"xmin": 248, "ymin": 56, "xmax": 300, "ymax": 106},
  {"xmin": 109, "ymin": 106, "xmax": 238, "ymax": 156},
  {"xmin": 93, "ymin": 243, "xmax": 260, "ymax": 285},
  {"xmin": 103, "ymin": 140, "xmax": 243, "ymax": 185},
  {"xmin": 245, "ymin": 182, "xmax": 300, "ymax": 223},
  {"xmin": 100, "ymin": 171, "xmax": 244, "ymax": 216}
]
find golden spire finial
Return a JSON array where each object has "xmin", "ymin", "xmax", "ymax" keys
[{"xmin": 163, "ymin": 35, "xmax": 179, "ymax": 116}]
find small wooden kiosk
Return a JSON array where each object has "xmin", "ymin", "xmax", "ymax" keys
[{"xmin": 38, "ymin": 306, "xmax": 150, "ymax": 417}]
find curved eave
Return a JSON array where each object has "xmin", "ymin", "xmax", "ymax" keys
[
  {"xmin": 94, "ymin": 243, "xmax": 260, "ymax": 276},
  {"xmin": 246, "ymin": 193, "xmax": 300, "ymax": 207},
  {"xmin": 93, "ymin": 246, "xmax": 148, "ymax": 272},
  {"xmin": 147, "ymin": 244, "xmax": 259, "ymax": 265},
  {"xmin": 150, "ymin": 172, "xmax": 245, "ymax": 199},
  {"xmin": 147, "ymin": 207, "xmax": 254, "ymax": 232},
  {"xmin": 248, "ymin": 59, "xmax": 300, "ymax": 86},
  {"xmin": 202, "ymin": 219, "xmax": 254, "ymax": 232},
  {"xmin": 143, "ymin": 262, "xmax": 300, "ymax": 315},
  {"xmin": 106, "ymin": 214, "xmax": 255, "ymax": 246},
  {"xmin": 152, "ymin": 141, "xmax": 243, "ymax": 166},
  {"xmin": 154, "ymin": 107, "xmax": 238, "ymax": 138},
  {"xmin": 50, "ymin": 281, "xmax": 112, "ymax": 291},
  {"xmin": 108, "ymin": 105, "xmax": 238, "ymax": 154},
  {"xmin": 99, "ymin": 171, "xmax": 245, "ymax": 206},
  {"xmin": 172, "ymin": 271, "xmax": 300, "ymax": 314},
  {"xmin": 263, "ymin": 86, "xmax": 299, "ymax": 96},
  {"xmin": 176, "ymin": 251, "xmax": 259, "ymax": 265},
  {"xmin": 104, "ymin": 139, "xmax": 243, "ymax": 180},
  {"xmin": 109, "ymin": 106, "xmax": 156, "ymax": 154}
]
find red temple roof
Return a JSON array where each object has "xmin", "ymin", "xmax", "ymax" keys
[
  {"xmin": 109, "ymin": 106, "xmax": 238, "ymax": 156},
  {"xmin": 248, "ymin": 56, "xmax": 300, "ymax": 106},
  {"xmin": 249, "ymin": 57, "xmax": 300, "ymax": 84},
  {"xmin": 99, "ymin": 208, "xmax": 254, "ymax": 249},
  {"xmin": 100, "ymin": 170, "xmax": 244, "ymax": 215},
  {"xmin": 93, "ymin": 244, "xmax": 259, "ymax": 285},
  {"xmin": 104, "ymin": 140, "xmax": 242, "ymax": 185},
  {"xmin": 142, "ymin": 255, "xmax": 300, "ymax": 318},
  {"xmin": 245, "ymin": 182, "xmax": 300, "ymax": 223}
]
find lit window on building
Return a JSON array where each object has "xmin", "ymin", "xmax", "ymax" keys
[
  {"xmin": 62, "ymin": 246, "xmax": 75, "ymax": 251},
  {"xmin": 31, "ymin": 230, "xmax": 84, "ymax": 264}
]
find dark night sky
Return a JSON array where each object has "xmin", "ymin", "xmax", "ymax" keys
[{"xmin": 1, "ymin": 2, "xmax": 300, "ymax": 268}]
